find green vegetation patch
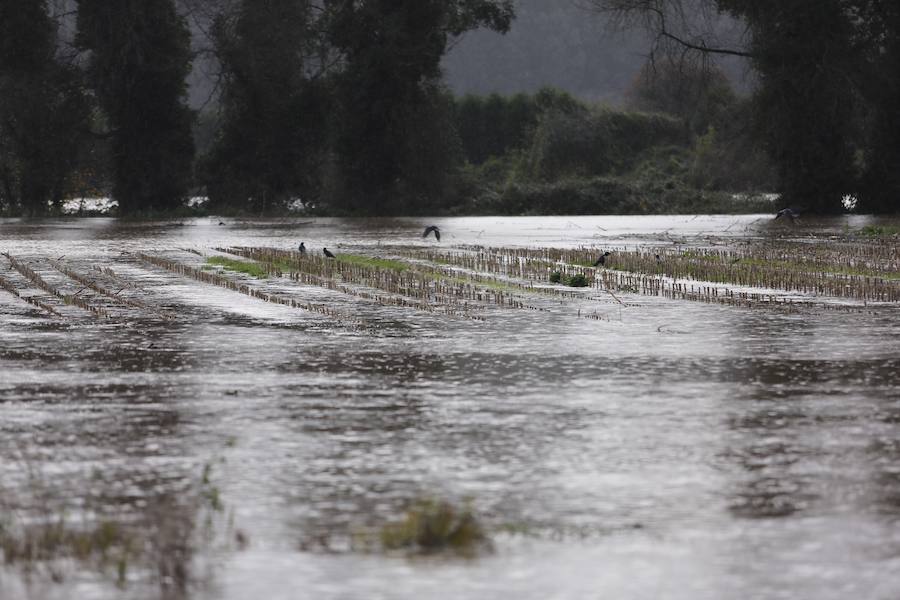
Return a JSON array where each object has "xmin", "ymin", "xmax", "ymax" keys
[
  {"xmin": 859, "ymin": 225, "xmax": 900, "ymax": 238},
  {"xmin": 549, "ymin": 270, "xmax": 591, "ymax": 287},
  {"xmin": 205, "ymin": 256, "xmax": 269, "ymax": 278},
  {"xmin": 335, "ymin": 253, "xmax": 410, "ymax": 272},
  {"xmin": 379, "ymin": 499, "xmax": 489, "ymax": 556},
  {"xmin": 1, "ymin": 518, "xmax": 135, "ymax": 584}
]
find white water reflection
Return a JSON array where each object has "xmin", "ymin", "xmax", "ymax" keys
[{"xmin": 1, "ymin": 215, "xmax": 899, "ymax": 600}]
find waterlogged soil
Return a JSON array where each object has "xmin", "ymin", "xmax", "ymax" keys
[{"xmin": 1, "ymin": 215, "xmax": 900, "ymax": 600}]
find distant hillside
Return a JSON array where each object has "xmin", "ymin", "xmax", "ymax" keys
[
  {"xmin": 442, "ymin": 0, "xmax": 651, "ymax": 103},
  {"xmin": 442, "ymin": 0, "xmax": 751, "ymax": 103}
]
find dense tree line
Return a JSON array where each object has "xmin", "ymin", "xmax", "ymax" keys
[
  {"xmin": 592, "ymin": 0, "xmax": 900, "ymax": 213},
  {"xmin": 1, "ymin": 0, "xmax": 513, "ymax": 216},
  {"xmin": 0, "ymin": 0, "xmax": 89, "ymax": 216},
  {"xmin": 1, "ymin": 0, "xmax": 898, "ymax": 216}
]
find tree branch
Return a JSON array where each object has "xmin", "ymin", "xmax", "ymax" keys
[{"xmin": 658, "ymin": 29, "xmax": 753, "ymax": 58}]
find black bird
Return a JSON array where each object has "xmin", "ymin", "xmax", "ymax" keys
[
  {"xmin": 422, "ymin": 225, "xmax": 441, "ymax": 241},
  {"xmin": 298, "ymin": 242, "xmax": 306, "ymax": 254},
  {"xmin": 593, "ymin": 251, "xmax": 611, "ymax": 267},
  {"xmin": 323, "ymin": 247, "xmax": 335, "ymax": 258},
  {"xmin": 218, "ymin": 221, "xmax": 226, "ymax": 226},
  {"xmin": 775, "ymin": 208, "xmax": 800, "ymax": 223}
]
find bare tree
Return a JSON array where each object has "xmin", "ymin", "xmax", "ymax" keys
[{"xmin": 579, "ymin": 0, "xmax": 752, "ymax": 67}]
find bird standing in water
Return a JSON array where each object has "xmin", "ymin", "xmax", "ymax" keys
[
  {"xmin": 298, "ymin": 242, "xmax": 306, "ymax": 254},
  {"xmin": 422, "ymin": 225, "xmax": 440, "ymax": 241},
  {"xmin": 593, "ymin": 251, "xmax": 611, "ymax": 267},
  {"xmin": 323, "ymin": 247, "xmax": 335, "ymax": 258}
]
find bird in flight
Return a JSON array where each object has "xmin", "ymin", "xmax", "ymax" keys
[
  {"xmin": 593, "ymin": 251, "xmax": 611, "ymax": 267},
  {"xmin": 323, "ymin": 247, "xmax": 335, "ymax": 258},
  {"xmin": 775, "ymin": 208, "xmax": 800, "ymax": 223},
  {"xmin": 298, "ymin": 242, "xmax": 306, "ymax": 254},
  {"xmin": 422, "ymin": 225, "xmax": 440, "ymax": 241}
]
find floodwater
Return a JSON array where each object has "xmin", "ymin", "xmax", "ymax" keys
[{"xmin": 1, "ymin": 215, "xmax": 899, "ymax": 600}]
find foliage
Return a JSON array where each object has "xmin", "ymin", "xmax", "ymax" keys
[
  {"xmin": 466, "ymin": 176, "xmax": 775, "ymax": 216},
  {"xmin": 567, "ymin": 273, "xmax": 590, "ymax": 287},
  {"xmin": 453, "ymin": 87, "xmax": 584, "ymax": 165},
  {"xmin": 859, "ymin": 225, "xmax": 900, "ymax": 238},
  {"xmin": 853, "ymin": 2, "xmax": 900, "ymax": 213},
  {"xmin": 728, "ymin": 0, "xmax": 857, "ymax": 213},
  {"xmin": 76, "ymin": 0, "xmax": 195, "ymax": 215},
  {"xmin": 324, "ymin": 0, "xmax": 514, "ymax": 214},
  {"xmin": 334, "ymin": 254, "xmax": 411, "ymax": 272},
  {"xmin": 205, "ymin": 257, "xmax": 269, "ymax": 278},
  {"xmin": 626, "ymin": 58, "xmax": 736, "ymax": 136},
  {"xmin": 594, "ymin": 0, "xmax": 900, "ymax": 213},
  {"xmin": 204, "ymin": 0, "xmax": 328, "ymax": 213},
  {"xmin": 379, "ymin": 499, "xmax": 489, "ymax": 555},
  {"xmin": 522, "ymin": 107, "xmax": 685, "ymax": 181},
  {"xmin": 0, "ymin": 0, "xmax": 91, "ymax": 216}
]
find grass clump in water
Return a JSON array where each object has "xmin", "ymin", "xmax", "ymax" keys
[
  {"xmin": 1, "ymin": 518, "xmax": 135, "ymax": 585},
  {"xmin": 549, "ymin": 271, "xmax": 590, "ymax": 287},
  {"xmin": 379, "ymin": 499, "xmax": 490, "ymax": 556},
  {"xmin": 567, "ymin": 273, "xmax": 590, "ymax": 287},
  {"xmin": 205, "ymin": 256, "xmax": 269, "ymax": 278}
]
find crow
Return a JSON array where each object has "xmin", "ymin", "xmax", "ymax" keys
[
  {"xmin": 422, "ymin": 225, "xmax": 440, "ymax": 241},
  {"xmin": 593, "ymin": 251, "xmax": 611, "ymax": 267},
  {"xmin": 323, "ymin": 247, "xmax": 335, "ymax": 258},
  {"xmin": 298, "ymin": 242, "xmax": 306, "ymax": 254}
]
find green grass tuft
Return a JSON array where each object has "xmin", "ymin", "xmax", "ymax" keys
[
  {"xmin": 549, "ymin": 271, "xmax": 590, "ymax": 287},
  {"xmin": 860, "ymin": 225, "xmax": 900, "ymax": 238},
  {"xmin": 566, "ymin": 274, "xmax": 590, "ymax": 287},
  {"xmin": 205, "ymin": 257, "xmax": 269, "ymax": 278},
  {"xmin": 379, "ymin": 499, "xmax": 489, "ymax": 556},
  {"xmin": 335, "ymin": 254, "xmax": 410, "ymax": 272}
]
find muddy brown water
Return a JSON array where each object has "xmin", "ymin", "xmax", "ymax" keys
[{"xmin": 1, "ymin": 215, "xmax": 899, "ymax": 600}]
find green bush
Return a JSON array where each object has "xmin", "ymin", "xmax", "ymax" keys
[
  {"xmin": 522, "ymin": 107, "xmax": 686, "ymax": 181},
  {"xmin": 467, "ymin": 176, "xmax": 776, "ymax": 216},
  {"xmin": 379, "ymin": 500, "xmax": 489, "ymax": 556},
  {"xmin": 567, "ymin": 273, "xmax": 589, "ymax": 287}
]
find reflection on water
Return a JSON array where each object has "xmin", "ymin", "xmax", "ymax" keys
[{"xmin": 1, "ymin": 216, "xmax": 900, "ymax": 599}]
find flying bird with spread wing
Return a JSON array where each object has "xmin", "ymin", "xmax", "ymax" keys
[
  {"xmin": 422, "ymin": 225, "xmax": 440, "ymax": 241},
  {"xmin": 775, "ymin": 208, "xmax": 800, "ymax": 223}
]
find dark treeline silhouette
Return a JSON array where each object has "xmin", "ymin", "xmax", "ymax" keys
[
  {"xmin": 591, "ymin": 0, "xmax": 900, "ymax": 214},
  {"xmin": 0, "ymin": 0, "xmax": 89, "ymax": 216},
  {"xmin": 0, "ymin": 0, "xmax": 898, "ymax": 216}
]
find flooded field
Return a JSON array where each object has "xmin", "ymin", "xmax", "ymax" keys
[{"xmin": 1, "ymin": 215, "xmax": 899, "ymax": 600}]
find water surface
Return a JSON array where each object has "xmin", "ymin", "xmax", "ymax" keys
[{"xmin": 1, "ymin": 215, "xmax": 899, "ymax": 600}]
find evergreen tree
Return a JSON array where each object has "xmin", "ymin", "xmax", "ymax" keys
[
  {"xmin": 854, "ymin": 1, "xmax": 900, "ymax": 213},
  {"xmin": 720, "ymin": 0, "xmax": 857, "ymax": 213},
  {"xmin": 76, "ymin": 0, "xmax": 194, "ymax": 214},
  {"xmin": 0, "ymin": 0, "xmax": 90, "ymax": 216},
  {"xmin": 206, "ymin": 0, "xmax": 327, "ymax": 213},
  {"xmin": 324, "ymin": 0, "xmax": 514, "ymax": 214}
]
